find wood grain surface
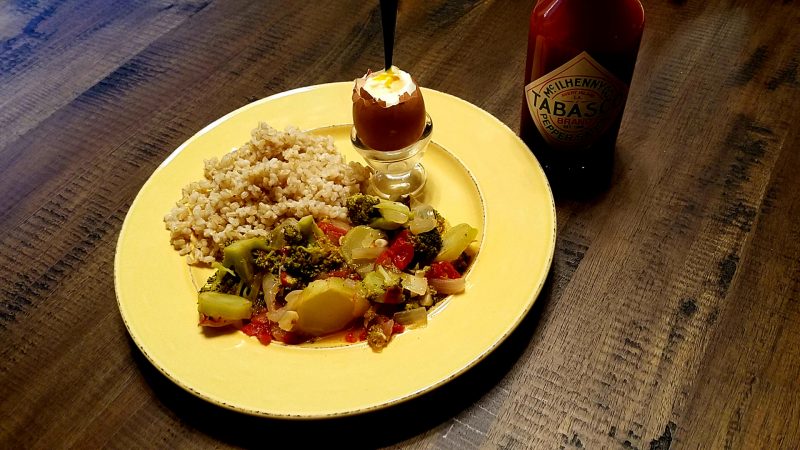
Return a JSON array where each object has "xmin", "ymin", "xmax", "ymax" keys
[{"xmin": 1, "ymin": 0, "xmax": 799, "ymax": 448}]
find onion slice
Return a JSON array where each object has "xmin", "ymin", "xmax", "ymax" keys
[
  {"xmin": 428, "ymin": 276, "xmax": 466, "ymax": 295},
  {"xmin": 408, "ymin": 204, "xmax": 437, "ymax": 234},
  {"xmin": 409, "ymin": 217, "xmax": 436, "ymax": 234},
  {"xmin": 379, "ymin": 208, "xmax": 409, "ymax": 224},
  {"xmin": 266, "ymin": 309, "xmax": 299, "ymax": 331},
  {"xmin": 351, "ymin": 246, "xmax": 384, "ymax": 262},
  {"xmin": 355, "ymin": 263, "xmax": 375, "ymax": 277},
  {"xmin": 393, "ymin": 307, "xmax": 428, "ymax": 329},
  {"xmin": 284, "ymin": 289, "xmax": 303, "ymax": 309},
  {"xmin": 375, "ymin": 201, "xmax": 411, "ymax": 224},
  {"xmin": 262, "ymin": 274, "xmax": 280, "ymax": 313},
  {"xmin": 400, "ymin": 273, "xmax": 428, "ymax": 296}
]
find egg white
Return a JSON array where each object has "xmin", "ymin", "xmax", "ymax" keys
[{"xmin": 362, "ymin": 66, "xmax": 417, "ymax": 107}]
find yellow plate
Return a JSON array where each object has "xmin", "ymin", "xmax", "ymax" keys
[{"xmin": 114, "ymin": 82, "xmax": 556, "ymax": 418}]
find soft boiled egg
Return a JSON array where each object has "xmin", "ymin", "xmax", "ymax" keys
[{"xmin": 352, "ymin": 66, "xmax": 426, "ymax": 151}]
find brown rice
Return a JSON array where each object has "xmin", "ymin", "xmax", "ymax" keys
[{"xmin": 164, "ymin": 123, "xmax": 369, "ymax": 264}]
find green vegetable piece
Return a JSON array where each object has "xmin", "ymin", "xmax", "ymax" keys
[
  {"xmin": 375, "ymin": 199, "xmax": 411, "ymax": 214},
  {"xmin": 222, "ymin": 237, "xmax": 269, "ymax": 283},
  {"xmin": 368, "ymin": 217, "xmax": 404, "ymax": 230},
  {"xmin": 435, "ymin": 223, "xmax": 478, "ymax": 262},
  {"xmin": 197, "ymin": 291, "xmax": 252, "ymax": 320},
  {"xmin": 376, "ymin": 265, "xmax": 401, "ymax": 285},
  {"xmin": 278, "ymin": 220, "xmax": 304, "ymax": 245},
  {"xmin": 361, "ymin": 267, "xmax": 404, "ymax": 304},
  {"xmin": 199, "ymin": 263, "xmax": 239, "ymax": 294},
  {"xmin": 346, "ymin": 194, "xmax": 381, "ymax": 225},
  {"xmin": 346, "ymin": 195, "xmax": 410, "ymax": 228},
  {"xmin": 297, "ymin": 215, "xmax": 324, "ymax": 242},
  {"xmin": 369, "ymin": 200, "xmax": 411, "ymax": 228},
  {"xmin": 282, "ymin": 244, "xmax": 344, "ymax": 282},
  {"xmin": 361, "ymin": 271, "xmax": 386, "ymax": 301},
  {"xmin": 375, "ymin": 200, "xmax": 411, "ymax": 223},
  {"xmin": 340, "ymin": 225, "xmax": 386, "ymax": 263},
  {"xmin": 252, "ymin": 249, "xmax": 282, "ymax": 274},
  {"xmin": 410, "ymin": 228, "xmax": 442, "ymax": 268}
]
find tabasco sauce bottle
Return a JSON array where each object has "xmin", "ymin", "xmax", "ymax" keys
[{"xmin": 520, "ymin": 0, "xmax": 645, "ymax": 195}]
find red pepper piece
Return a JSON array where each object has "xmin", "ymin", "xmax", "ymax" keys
[
  {"xmin": 375, "ymin": 248, "xmax": 394, "ymax": 268},
  {"xmin": 317, "ymin": 221, "xmax": 348, "ymax": 244},
  {"xmin": 427, "ymin": 260, "xmax": 461, "ymax": 279},
  {"xmin": 377, "ymin": 230, "xmax": 415, "ymax": 270},
  {"xmin": 280, "ymin": 270, "xmax": 297, "ymax": 286},
  {"xmin": 241, "ymin": 323, "xmax": 256, "ymax": 336},
  {"xmin": 256, "ymin": 329, "xmax": 272, "ymax": 345},
  {"xmin": 390, "ymin": 230, "xmax": 415, "ymax": 271}
]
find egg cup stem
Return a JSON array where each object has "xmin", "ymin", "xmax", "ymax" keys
[{"xmin": 351, "ymin": 114, "xmax": 433, "ymax": 200}]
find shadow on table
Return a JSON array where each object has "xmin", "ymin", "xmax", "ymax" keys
[{"xmin": 130, "ymin": 273, "xmax": 553, "ymax": 448}]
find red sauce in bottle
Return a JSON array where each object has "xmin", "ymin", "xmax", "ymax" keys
[{"xmin": 520, "ymin": 0, "xmax": 645, "ymax": 196}]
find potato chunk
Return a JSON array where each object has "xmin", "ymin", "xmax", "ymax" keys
[{"xmin": 286, "ymin": 278, "xmax": 369, "ymax": 336}]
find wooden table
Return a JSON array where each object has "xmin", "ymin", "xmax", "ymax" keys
[{"xmin": 2, "ymin": 1, "xmax": 798, "ymax": 448}]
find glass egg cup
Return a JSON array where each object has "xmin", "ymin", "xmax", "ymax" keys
[{"xmin": 351, "ymin": 113, "xmax": 433, "ymax": 200}]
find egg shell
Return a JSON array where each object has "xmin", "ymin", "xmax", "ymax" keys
[{"xmin": 352, "ymin": 78, "xmax": 426, "ymax": 151}]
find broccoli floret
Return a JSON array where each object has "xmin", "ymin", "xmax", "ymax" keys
[
  {"xmin": 222, "ymin": 237, "xmax": 270, "ymax": 283},
  {"xmin": 410, "ymin": 228, "xmax": 443, "ymax": 268},
  {"xmin": 361, "ymin": 271, "xmax": 387, "ymax": 302},
  {"xmin": 283, "ymin": 243, "xmax": 345, "ymax": 281},
  {"xmin": 199, "ymin": 266, "xmax": 240, "ymax": 295},
  {"xmin": 252, "ymin": 248, "xmax": 282, "ymax": 274},
  {"xmin": 252, "ymin": 227, "xmax": 346, "ymax": 286},
  {"xmin": 433, "ymin": 209, "xmax": 446, "ymax": 234},
  {"xmin": 281, "ymin": 223, "xmax": 304, "ymax": 245},
  {"xmin": 360, "ymin": 268, "xmax": 406, "ymax": 303},
  {"xmin": 283, "ymin": 246, "xmax": 316, "ymax": 276},
  {"xmin": 318, "ymin": 249, "xmax": 345, "ymax": 272},
  {"xmin": 265, "ymin": 221, "xmax": 306, "ymax": 249},
  {"xmin": 346, "ymin": 194, "xmax": 381, "ymax": 225}
]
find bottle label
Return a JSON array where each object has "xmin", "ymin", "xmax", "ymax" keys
[{"xmin": 525, "ymin": 51, "xmax": 628, "ymax": 149}]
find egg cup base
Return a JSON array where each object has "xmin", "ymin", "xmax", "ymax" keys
[
  {"xmin": 351, "ymin": 114, "xmax": 433, "ymax": 201},
  {"xmin": 367, "ymin": 164, "xmax": 427, "ymax": 200}
]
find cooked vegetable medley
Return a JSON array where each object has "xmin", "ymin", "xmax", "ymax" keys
[{"xmin": 197, "ymin": 194, "xmax": 478, "ymax": 351}]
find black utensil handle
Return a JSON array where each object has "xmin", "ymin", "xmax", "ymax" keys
[{"xmin": 380, "ymin": 0, "xmax": 398, "ymax": 70}]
